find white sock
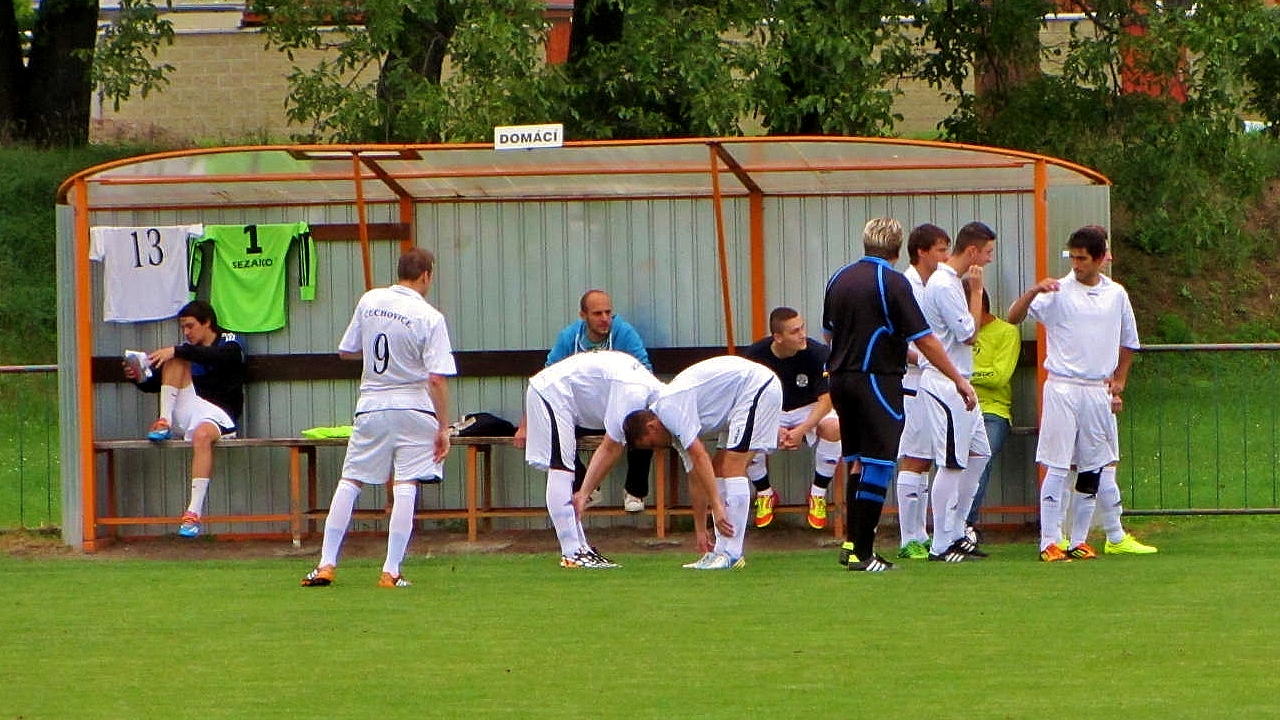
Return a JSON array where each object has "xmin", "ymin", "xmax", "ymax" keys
[
  {"xmin": 1039, "ymin": 467, "xmax": 1069, "ymax": 551},
  {"xmin": 1097, "ymin": 466, "xmax": 1126, "ymax": 544},
  {"xmin": 955, "ymin": 455, "xmax": 989, "ymax": 534},
  {"xmin": 895, "ymin": 470, "xmax": 927, "ymax": 546},
  {"xmin": 1070, "ymin": 490, "xmax": 1098, "ymax": 548},
  {"xmin": 723, "ymin": 476, "xmax": 751, "ymax": 559},
  {"xmin": 746, "ymin": 452, "xmax": 768, "ymax": 483},
  {"xmin": 383, "ymin": 482, "xmax": 417, "ymax": 576},
  {"xmin": 809, "ymin": 484, "xmax": 826, "ymax": 498},
  {"xmin": 186, "ymin": 477, "xmax": 210, "ymax": 516},
  {"xmin": 319, "ymin": 479, "xmax": 361, "ymax": 568},
  {"xmin": 712, "ymin": 478, "xmax": 728, "ymax": 555},
  {"xmin": 545, "ymin": 469, "xmax": 583, "ymax": 557},
  {"xmin": 158, "ymin": 385, "xmax": 178, "ymax": 425},
  {"xmin": 814, "ymin": 439, "xmax": 841, "ymax": 480},
  {"xmin": 929, "ymin": 467, "xmax": 962, "ymax": 554}
]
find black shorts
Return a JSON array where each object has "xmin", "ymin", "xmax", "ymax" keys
[{"xmin": 828, "ymin": 371, "xmax": 905, "ymax": 464}]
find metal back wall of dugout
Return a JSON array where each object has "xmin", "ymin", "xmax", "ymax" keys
[{"xmin": 55, "ymin": 137, "xmax": 1110, "ymax": 548}]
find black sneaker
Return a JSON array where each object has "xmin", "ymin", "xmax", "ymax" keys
[
  {"xmin": 927, "ymin": 548, "xmax": 967, "ymax": 563},
  {"xmin": 847, "ymin": 554, "xmax": 896, "ymax": 572},
  {"xmin": 586, "ymin": 546, "xmax": 620, "ymax": 569},
  {"xmin": 951, "ymin": 537, "xmax": 988, "ymax": 558}
]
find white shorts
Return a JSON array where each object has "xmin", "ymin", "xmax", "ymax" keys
[
  {"xmin": 897, "ymin": 382, "xmax": 929, "ymax": 459},
  {"xmin": 173, "ymin": 385, "xmax": 236, "ymax": 440},
  {"xmin": 915, "ymin": 368, "xmax": 990, "ymax": 469},
  {"xmin": 523, "ymin": 386, "xmax": 581, "ymax": 472},
  {"xmin": 1035, "ymin": 376, "xmax": 1119, "ymax": 471},
  {"xmin": 717, "ymin": 377, "xmax": 782, "ymax": 454},
  {"xmin": 340, "ymin": 408, "xmax": 444, "ymax": 484},
  {"xmin": 778, "ymin": 404, "xmax": 839, "ymax": 446}
]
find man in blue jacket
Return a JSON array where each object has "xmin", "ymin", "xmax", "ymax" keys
[{"xmin": 544, "ymin": 289, "xmax": 653, "ymax": 512}]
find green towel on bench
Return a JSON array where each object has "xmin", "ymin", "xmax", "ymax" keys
[{"xmin": 300, "ymin": 425, "xmax": 354, "ymax": 439}]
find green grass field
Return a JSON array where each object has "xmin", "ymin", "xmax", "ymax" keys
[
  {"xmin": 1121, "ymin": 351, "xmax": 1280, "ymax": 510},
  {"xmin": 0, "ymin": 372, "xmax": 59, "ymax": 529},
  {"xmin": 3, "ymin": 516, "xmax": 1279, "ymax": 719}
]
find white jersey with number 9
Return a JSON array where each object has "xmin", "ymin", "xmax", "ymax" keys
[{"xmin": 338, "ymin": 284, "xmax": 457, "ymax": 414}]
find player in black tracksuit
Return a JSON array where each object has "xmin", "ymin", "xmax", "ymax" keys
[{"xmin": 822, "ymin": 219, "xmax": 975, "ymax": 571}]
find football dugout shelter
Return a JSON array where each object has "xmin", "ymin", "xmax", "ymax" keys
[{"xmin": 56, "ymin": 136, "xmax": 1109, "ymax": 549}]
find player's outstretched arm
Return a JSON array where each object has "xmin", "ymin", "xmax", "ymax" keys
[
  {"xmin": 1007, "ymin": 278, "xmax": 1061, "ymax": 324},
  {"xmin": 686, "ymin": 438, "xmax": 733, "ymax": 538},
  {"xmin": 572, "ymin": 437, "xmax": 626, "ymax": 518}
]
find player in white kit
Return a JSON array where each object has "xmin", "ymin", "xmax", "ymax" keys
[
  {"xmin": 524, "ymin": 351, "xmax": 664, "ymax": 569},
  {"xmin": 302, "ymin": 248, "xmax": 456, "ymax": 588},
  {"xmin": 622, "ymin": 355, "xmax": 783, "ymax": 569},
  {"xmin": 1007, "ymin": 225, "xmax": 1157, "ymax": 561},
  {"xmin": 894, "ymin": 224, "xmax": 951, "ymax": 559},
  {"xmin": 917, "ymin": 222, "xmax": 997, "ymax": 563}
]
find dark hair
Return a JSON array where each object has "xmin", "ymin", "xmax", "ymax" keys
[
  {"xmin": 1067, "ymin": 225, "xmax": 1109, "ymax": 260},
  {"xmin": 622, "ymin": 409, "xmax": 657, "ymax": 447},
  {"xmin": 981, "ymin": 288, "xmax": 991, "ymax": 315},
  {"xmin": 768, "ymin": 306, "xmax": 799, "ymax": 335},
  {"xmin": 907, "ymin": 223, "xmax": 950, "ymax": 264},
  {"xmin": 398, "ymin": 247, "xmax": 436, "ymax": 281},
  {"xmin": 954, "ymin": 221, "xmax": 996, "ymax": 254},
  {"xmin": 177, "ymin": 300, "xmax": 220, "ymax": 332}
]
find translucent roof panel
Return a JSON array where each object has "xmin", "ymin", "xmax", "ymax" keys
[{"xmin": 58, "ymin": 137, "xmax": 1107, "ymax": 211}]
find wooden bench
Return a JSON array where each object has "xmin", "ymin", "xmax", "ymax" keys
[{"xmin": 91, "ymin": 434, "xmax": 686, "ymax": 547}]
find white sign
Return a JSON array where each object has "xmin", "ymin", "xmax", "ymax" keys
[{"xmin": 494, "ymin": 123, "xmax": 564, "ymax": 151}]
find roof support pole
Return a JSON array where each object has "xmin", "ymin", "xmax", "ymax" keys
[
  {"xmin": 1033, "ymin": 159, "xmax": 1049, "ymax": 392},
  {"xmin": 748, "ymin": 191, "xmax": 765, "ymax": 341},
  {"xmin": 72, "ymin": 178, "xmax": 98, "ymax": 549},
  {"xmin": 708, "ymin": 145, "xmax": 736, "ymax": 352},
  {"xmin": 399, "ymin": 196, "xmax": 415, "ymax": 253},
  {"xmin": 352, "ymin": 154, "xmax": 373, "ymax": 290}
]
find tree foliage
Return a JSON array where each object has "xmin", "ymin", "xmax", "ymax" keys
[
  {"xmin": 912, "ymin": 0, "xmax": 1279, "ymax": 268},
  {"xmin": 252, "ymin": 0, "xmax": 559, "ymax": 142},
  {"xmin": 746, "ymin": 0, "xmax": 917, "ymax": 136},
  {"xmin": 562, "ymin": 0, "xmax": 756, "ymax": 139}
]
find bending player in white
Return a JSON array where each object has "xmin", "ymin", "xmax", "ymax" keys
[
  {"xmin": 524, "ymin": 350, "xmax": 664, "ymax": 569},
  {"xmin": 302, "ymin": 248, "xmax": 456, "ymax": 588},
  {"xmin": 918, "ymin": 222, "xmax": 997, "ymax": 563},
  {"xmin": 1007, "ymin": 225, "xmax": 1157, "ymax": 561},
  {"xmin": 622, "ymin": 355, "xmax": 783, "ymax": 569}
]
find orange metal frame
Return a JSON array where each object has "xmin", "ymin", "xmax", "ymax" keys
[{"xmin": 65, "ymin": 138, "xmax": 1107, "ymax": 547}]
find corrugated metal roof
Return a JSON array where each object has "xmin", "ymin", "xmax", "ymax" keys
[{"xmin": 58, "ymin": 136, "xmax": 1107, "ymax": 211}]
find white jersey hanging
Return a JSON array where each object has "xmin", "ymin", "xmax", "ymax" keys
[{"xmin": 89, "ymin": 225, "xmax": 202, "ymax": 322}]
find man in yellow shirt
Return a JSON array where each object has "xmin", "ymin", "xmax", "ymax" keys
[{"xmin": 966, "ymin": 290, "xmax": 1021, "ymax": 540}]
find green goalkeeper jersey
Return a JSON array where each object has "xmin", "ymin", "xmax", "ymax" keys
[{"xmin": 191, "ymin": 222, "xmax": 316, "ymax": 332}]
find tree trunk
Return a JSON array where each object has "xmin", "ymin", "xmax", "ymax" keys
[
  {"xmin": 972, "ymin": 0, "xmax": 1045, "ymax": 128},
  {"xmin": 0, "ymin": 0, "xmax": 25, "ymax": 139},
  {"xmin": 22, "ymin": 0, "xmax": 99, "ymax": 146},
  {"xmin": 377, "ymin": 5, "xmax": 456, "ymax": 141}
]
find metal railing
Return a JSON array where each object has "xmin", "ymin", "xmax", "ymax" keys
[
  {"xmin": 1120, "ymin": 343, "xmax": 1280, "ymax": 515},
  {"xmin": 0, "ymin": 364, "xmax": 59, "ymax": 530}
]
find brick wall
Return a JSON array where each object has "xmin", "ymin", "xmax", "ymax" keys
[{"xmin": 91, "ymin": 29, "xmax": 331, "ymax": 144}]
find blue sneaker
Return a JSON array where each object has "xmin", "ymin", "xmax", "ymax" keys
[
  {"xmin": 146, "ymin": 419, "xmax": 172, "ymax": 442},
  {"xmin": 178, "ymin": 512, "xmax": 200, "ymax": 538}
]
